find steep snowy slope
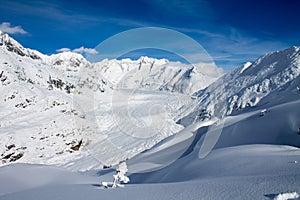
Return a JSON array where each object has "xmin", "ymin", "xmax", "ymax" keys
[
  {"xmin": 0, "ymin": 32, "xmax": 221, "ymax": 170},
  {"xmin": 181, "ymin": 46, "xmax": 300, "ymax": 125},
  {"xmin": 0, "ymin": 32, "xmax": 91, "ymax": 167}
]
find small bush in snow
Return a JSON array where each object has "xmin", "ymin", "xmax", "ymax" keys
[
  {"xmin": 101, "ymin": 161, "xmax": 130, "ymax": 189},
  {"xmin": 112, "ymin": 161, "xmax": 130, "ymax": 188},
  {"xmin": 260, "ymin": 109, "xmax": 267, "ymax": 116}
]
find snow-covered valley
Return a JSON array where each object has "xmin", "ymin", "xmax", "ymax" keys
[
  {"xmin": 0, "ymin": 31, "xmax": 300, "ymax": 200},
  {"xmin": 0, "ymin": 31, "xmax": 220, "ymax": 169}
]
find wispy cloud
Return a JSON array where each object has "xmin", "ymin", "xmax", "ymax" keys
[
  {"xmin": 145, "ymin": 0, "xmax": 215, "ymax": 20},
  {"xmin": 161, "ymin": 25, "xmax": 289, "ymax": 71},
  {"xmin": 73, "ymin": 46, "xmax": 98, "ymax": 54},
  {"xmin": 0, "ymin": 22, "xmax": 27, "ymax": 34},
  {"xmin": 202, "ymin": 27, "xmax": 289, "ymax": 71},
  {"xmin": 56, "ymin": 48, "xmax": 71, "ymax": 53},
  {"xmin": 56, "ymin": 47, "xmax": 98, "ymax": 55},
  {"xmin": 0, "ymin": 1, "xmax": 151, "ymax": 30},
  {"xmin": 171, "ymin": 27, "xmax": 224, "ymax": 38},
  {"xmin": 0, "ymin": 1, "xmax": 101, "ymax": 25}
]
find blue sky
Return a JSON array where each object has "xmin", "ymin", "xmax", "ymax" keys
[{"xmin": 0, "ymin": 0, "xmax": 299, "ymax": 71}]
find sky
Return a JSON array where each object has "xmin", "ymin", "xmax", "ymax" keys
[{"xmin": 0, "ymin": 0, "xmax": 299, "ymax": 71}]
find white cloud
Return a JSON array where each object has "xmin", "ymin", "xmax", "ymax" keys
[
  {"xmin": 0, "ymin": 22, "xmax": 27, "ymax": 34},
  {"xmin": 72, "ymin": 46, "xmax": 98, "ymax": 55},
  {"xmin": 56, "ymin": 48, "xmax": 71, "ymax": 53},
  {"xmin": 55, "ymin": 47, "xmax": 98, "ymax": 55}
]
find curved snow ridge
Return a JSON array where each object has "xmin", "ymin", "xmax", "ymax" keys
[
  {"xmin": 128, "ymin": 143, "xmax": 300, "ymax": 186},
  {"xmin": 128, "ymin": 99, "xmax": 300, "ymax": 175}
]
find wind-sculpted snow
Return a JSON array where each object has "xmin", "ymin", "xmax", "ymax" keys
[{"xmin": 1, "ymin": 145, "xmax": 299, "ymax": 200}]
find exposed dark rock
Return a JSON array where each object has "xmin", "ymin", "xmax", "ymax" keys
[
  {"xmin": 29, "ymin": 54, "xmax": 41, "ymax": 60},
  {"xmin": 3, "ymin": 153, "xmax": 14, "ymax": 160},
  {"xmin": 10, "ymin": 153, "xmax": 24, "ymax": 162},
  {"xmin": 70, "ymin": 139, "xmax": 83, "ymax": 151},
  {"xmin": 6, "ymin": 144, "xmax": 15, "ymax": 150}
]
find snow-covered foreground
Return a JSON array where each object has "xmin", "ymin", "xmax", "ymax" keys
[
  {"xmin": 1, "ymin": 99, "xmax": 299, "ymax": 200},
  {"xmin": 125, "ymin": 98, "xmax": 300, "ymax": 174},
  {"xmin": 0, "ymin": 144, "xmax": 299, "ymax": 200}
]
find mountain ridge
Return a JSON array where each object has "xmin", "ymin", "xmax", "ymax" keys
[{"xmin": 179, "ymin": 45, "xmax": 300, "ymax": 126}]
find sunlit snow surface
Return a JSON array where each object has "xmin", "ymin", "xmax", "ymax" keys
[
  {"xmin": 0, "ymin": 32, "xmax": 300, "ymax": 200},
  {"xmin": 0, "ymin": 31, "xmax": 221, "ymax": 170},
  {"xmin": 0, "ymin": 144, "xmax": 299, "ymax": 200}
]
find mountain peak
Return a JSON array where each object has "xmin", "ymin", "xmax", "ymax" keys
[
  {"xmin": 136, "ymin": 56, "xmax": 169, "ymax": 65},
  {"xmin": 0, "ymin": 32, "xmax": 42, "ymax": 60},
  {"xmin": 287, "ymin": 45, "xmax": 300, "ymax": 52},
  {"xmin": 284, "ymin": 46, "xmax": 300, "ymax": 56},
  {"xmin": 49, "ymin": 51, "xmax": 85, "ymax": 60},
  {"xmin": 186, "ymin": 45, "xmax": 300, "ymax": 122}
]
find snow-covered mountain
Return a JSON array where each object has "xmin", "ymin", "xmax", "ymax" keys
[
  {"xmin": 0, "ymin": 32, "xmax": 221, "ymax": 169},
  {"xmin": 0, "ymin": 32, "xmax": 299, "ymax": 200},
  {"xmin": 0, "ymin": 31, "xmax": 92, "ymax": 168},
  {"xmin": 181, "ymin": 46, "xmax": 300, "ymax": 125},
  {"xmin": 94, "ymin": 57, "xmax": 221, "ymax": 94}
]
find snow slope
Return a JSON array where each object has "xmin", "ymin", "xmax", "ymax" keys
[
  {"xmin": 0, "ymin": 144, "xmax": 299, "ymax": 200},
  {"xmin": 128, "ymin": 99, "xmax": 300, "ymax": 180},
  {"xmin": 181, "ymin": 46, "xmax": 300, "ymax": 125},
  {"xmin": 0, "ymin": 32, "xmax": 221, "ymax": 170}
]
